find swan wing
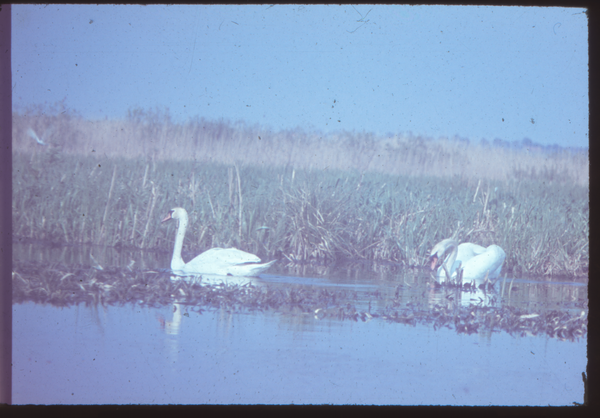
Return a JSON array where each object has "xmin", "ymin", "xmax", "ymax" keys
[
  {"xmin": 189, "ymin": 248, "xmax": 262, "ymax": 265},
  {"xmin": 181, "ymin": 256, "xmax": 275, "ymax": 277},
  {"xmin": 456, "ymin": 243, "xmax": 485, "ymax": 262},
  {"xmin": 226, "ymin": 260, "xmax": 276, "ymax": 277},
  {"xmin": 179, "ymin": 248, "xmax": 265, "ymax": 275},
  {"xmin": 461, "ymin": 245, "xmax": 506, "ymax": 282}
]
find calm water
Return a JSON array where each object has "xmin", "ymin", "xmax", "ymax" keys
[{"xmin": 12, "ymin": 243, "xmax": 588, "ymax": 405}]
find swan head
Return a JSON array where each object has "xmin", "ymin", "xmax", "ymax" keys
[
  {"xmin": 162, "ymin": 207, "xmax": 188, "ymax": 223},
  {"xmin": 429, "ymin": 239, "xmax": 458, "ymax": 271}
]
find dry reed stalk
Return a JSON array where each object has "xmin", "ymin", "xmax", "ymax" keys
[
  {"xmin": 235, "ymin": 164, "xmax": 243, "ymax": 238},
  {"xmin": 130, "ymin": 210, "xmax": 138, "ymax": 242},
  {"xmin": 228, "ymin": 167, "xmax": 234, "ymax": 208},
  {"xmin": 206, "ymin": 189, "xmax": 216, "ymax": 220},
  {"xmin": 142, "ymin": 163, "xmax": 149, "ymax": 188},
  {"xmin": 98, "ymin": 165, "xmax": 118, "ymax": 245},
  {"xmin": 115, "ymin": 220, "xmax": 123, "ymax": 246},
  {"xmin": 189, "ymin": 172, "xmax": 196, "ymax": 210},
  {"xmin": 482, "ymin": 184, "xmax": 489, "ymax": 214},
  {"xmin": 80, "ymin": 212, "xmax": 86, "ymax": 242},
  {"xmin": 141, "ymin": 182, "xmax": 158, "ymax": 248},
  {"xmin": 472, "ymin": 179, "xmax": 481, "ymax": 203},
  {"xmin": 356, "ymin": 173, "xmax": 364, "ymax": 192},
  {"xmin": 60, "ymin": 221, "xmax": 68, "ymax": 243}
]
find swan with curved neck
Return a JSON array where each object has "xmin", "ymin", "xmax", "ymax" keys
[
  {"xmin": 162, "ymin": 207, "xmax": 275, "ymax": 276},
  {"xmin": 429, "ymin": 238, "xmax": 505, "ymax": 284}
]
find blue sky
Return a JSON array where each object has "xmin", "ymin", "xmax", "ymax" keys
[{"xmin": 12, "ymin": 5, "xmax": 588, "ymax": 148}]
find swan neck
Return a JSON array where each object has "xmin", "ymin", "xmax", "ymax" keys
[{"xmin": 171, "ymin": 212, "xmax": 188, "ymax": 270}]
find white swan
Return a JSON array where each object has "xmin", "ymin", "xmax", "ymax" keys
[
  {"xmin": 429, "ymin": 238, "xmax": 505, "ymax": 284},
  {"xmin": 162, "ymin": 207, "xmax": 276, "ymax": 277}
]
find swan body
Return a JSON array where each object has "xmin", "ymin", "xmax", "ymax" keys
[
  {"xmin": 429, "ymin": 238, "xmax": 505, "ymax": 284},
  {"xmin": 162, "ymin": 207, "xmax": 275, "ymax": 277}
]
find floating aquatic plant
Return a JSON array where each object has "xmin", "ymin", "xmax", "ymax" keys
[{"xmin": 12, "ymin": 261, "xmax": 587, "ymax": 341}]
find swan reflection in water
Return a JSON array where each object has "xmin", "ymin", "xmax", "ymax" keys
[
  {"xmin": 157, "ymin": 302, "xmax": 242, "ymax": 340},
  {"xmin": 427, "ymin": 284, "xmax": 499, "ymax": 308},
  {"xmin": 158, "ymin": 303, "xmax": 184, "ymax": 335},
  {"xmin": 168, "ymin": 273, "xmax": 262, "ymax": 287},
  {"xmin": 162, "ymin": 207, "xmax": 275, "ymax": 277},
  {"xmin": 429, "ymin": 238, "xmax": 506, "ymax": 285}
]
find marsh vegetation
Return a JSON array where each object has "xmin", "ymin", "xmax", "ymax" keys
[
  {"xmin": 12, "ymin": 259, "xmax": 588, "ymax": 341},
  {"xmin": 12, "ymin": 104, "xmax": 588, "ymax": 278}
]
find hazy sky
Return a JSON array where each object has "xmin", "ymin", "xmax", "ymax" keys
[{"xmin": 12, "ymin": 5, "xmax": 588, "ymax": 148}]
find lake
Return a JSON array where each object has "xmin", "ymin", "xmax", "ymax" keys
[{"xmin": 12, "ymin": 243, "xmax": 588, "ymax": 405}]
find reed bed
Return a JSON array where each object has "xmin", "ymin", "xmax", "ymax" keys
[
  {"xmin": 12, "ymin": 105, "xmax": 589, "ymax": 278},
  {"xmin": 12, "ymin": 260, "xmax": 587, "ymax": 341},
  {"xmin": 12, "ymin": 151, "xmax": 588, "ymax": 278},
  {"xmin": 13, "ymin": 105, "xmax": 588, "ymax": 185}
]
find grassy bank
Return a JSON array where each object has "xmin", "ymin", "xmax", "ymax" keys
[{"xmin": 12, "ymin": 150, "xmax": 588, "ymax": 278}]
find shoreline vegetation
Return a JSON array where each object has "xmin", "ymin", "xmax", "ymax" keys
[
  {"xmin": 11, "ymin": 260, "xmax": 587, "ymax": 341},
  {"xmin": 12, "ymin": 104, "xmax": 589, "ymax": 278}
]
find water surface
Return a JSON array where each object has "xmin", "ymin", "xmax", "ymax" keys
[{"xmin": 12, "ymin": 243, "xmax": 587, "ymax": 405}]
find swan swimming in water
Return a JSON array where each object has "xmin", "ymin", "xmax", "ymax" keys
[
  {"xmin": 429, "ymin": 238, "xmax": 505, "ymax": 284},
  {"xmin": 162, "ymin": 207, "xmax": 276, "ymax": 277}
]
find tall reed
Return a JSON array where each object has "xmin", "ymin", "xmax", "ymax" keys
[
  {"xmin": 12, "ymin": 104, "xmax": 588, "ymax": 186},
  {"xmin": 11, "ymin": 103, "xmax": 588, "ymax": 277},
  {"xmin": 12, "ymin": 151, "xmax": 588, "ymax": 278}
]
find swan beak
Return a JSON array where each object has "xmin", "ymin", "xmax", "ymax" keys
[
  {"xmin": 161, "ymin": 211, "xmax": 174, "ymax": 223},
  {"xmin": 429, "ymin": 255, "xmax": 439, "ymax": 271}
]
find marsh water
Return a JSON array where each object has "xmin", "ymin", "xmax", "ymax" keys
[{"xmin": 12, "ymin": 242, "xmax": 588, "ymax": 405}]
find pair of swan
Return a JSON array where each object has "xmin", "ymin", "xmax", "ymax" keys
[
  {"xmin": 429, "ymin": 238, "xmax": 505, "ymax": 285},
  {"xmin": 162, "ymin": 207, "xmax": 504, "ymax": 284},
  {"xmin": 162, "ymin": 207, "xmax": 275, "ymax": 277}
]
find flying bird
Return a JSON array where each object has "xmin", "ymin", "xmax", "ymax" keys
[{"xmin": 27, "ymin": 128, "xmax": 47, "ymax": 146}]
